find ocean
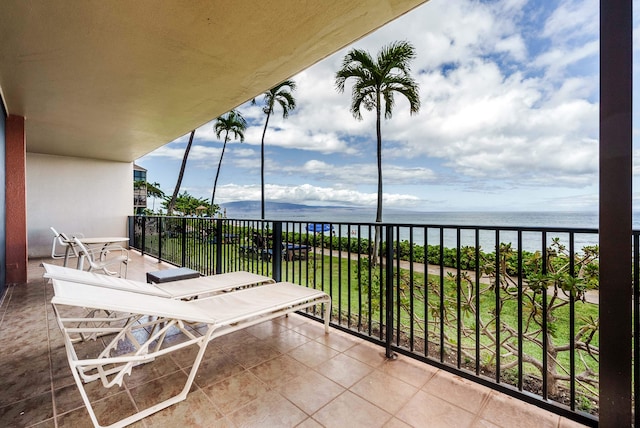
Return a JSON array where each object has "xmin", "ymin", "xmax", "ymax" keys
[{"xmin": 224, "ymin": 206, "xmax": 616, "ymax": 252}]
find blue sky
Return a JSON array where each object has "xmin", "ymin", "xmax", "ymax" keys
[{"xmin": 136, "ymin": 0, "xmax": 616, "ymax": 213}]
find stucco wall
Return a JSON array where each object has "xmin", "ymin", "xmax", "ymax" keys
[
  {"xmin": 0, "ymin": 102, "xmax": 6, "ymax": 293},
  {"xmin": 26, "ymin": 153, "xmax": 133, "ymax": 258}
]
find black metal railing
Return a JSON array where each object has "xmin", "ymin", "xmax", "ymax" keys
[{"xmin": 129, "ymin": 215, "xmax": 610, "ymax": 426}]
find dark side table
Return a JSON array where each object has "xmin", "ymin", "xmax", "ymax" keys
[{"xmin": 146, "ymin": 267, "xmax": 200, "ymax": 284}]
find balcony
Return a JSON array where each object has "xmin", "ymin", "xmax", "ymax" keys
[
  {"xmin": 0, "ymin": 248, "xmax": 589, "ymax": 427},
  {"xmin": 125, "ymin": 215, "xmax": 601, "ymax": 425}
]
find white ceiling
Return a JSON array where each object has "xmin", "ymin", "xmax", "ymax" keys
[{"xmin": 0, "ymin": 0, "xmax": 427, "ymax": 162}]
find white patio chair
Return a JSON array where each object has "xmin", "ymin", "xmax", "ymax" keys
[
  {"xmin": 50, "ymin": 227, "xmax": 67, "ymax": 259},
  {"xmin": 50, "ymin": 277, "xmax": 331, "ymax": 428},
  {"xmin": 72, "ymin": 237, "xmax": 129, "ymax": 278},
  {"xmin": 50, "ymin": 227, "xmax": 84, "ymax": 260}
]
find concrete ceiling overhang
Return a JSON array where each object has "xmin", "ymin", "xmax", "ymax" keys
[{"xmin": 0, "ymin": 0, "xmax": 427, "ymax": 162}]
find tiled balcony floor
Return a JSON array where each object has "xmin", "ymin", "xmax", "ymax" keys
[{"xmin": 0, "ymin": 252, "xmax": 588, "ymax": 427}]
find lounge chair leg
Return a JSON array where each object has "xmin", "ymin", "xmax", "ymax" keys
[{"xmin": 324, "ymin": 301, "xmax": 331, "ymax": 334}]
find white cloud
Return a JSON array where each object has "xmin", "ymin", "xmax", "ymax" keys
[
  {"xmin": 211, "ymin": 183, "xmax": 420, "ymax": 208},
  {"xmin": 534, "ymin": 40, "xmax": 599, "ymax": 78},
  {"xmin": 542, "ymin": 0, "xmax": 598, "ymax": 42},
  {"xmin": 281, "ymin": 160, "xmax": 436, "ymax": 185}
]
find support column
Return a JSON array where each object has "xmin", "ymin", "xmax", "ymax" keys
[
  {"xmin": 5, "ymin": 115, "xmax": 26, "ymax": 284},
  {"xmin": 599, "ymin": 0, "xmax": 632, "ymax": 426}
]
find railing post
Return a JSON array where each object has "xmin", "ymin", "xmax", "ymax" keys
[
  {"xmin": 215, "ymin": 219, "xmax": 223, "ymax": 274},
  {"xmin": 273, "ymin": 222, "xmax": 282, "ymax": 282},
  {"xmin": 158, "ymin": 216, "xmax": 163, "ymax": 262},
  {"xmin": 140, "ymin": 216, "xmax": 146, "ymax": 256},
  {"xmin": 181, "ymin": 217, "xmax": 187, "ymax": 267},
  {"xmin": 128, "ymin": 216, "xmax": 134, "ymax": 248},
  {"xmin": 600, "ymin": 0, "xmax": 632, "ymax": 426},
  {"xmin": 385, "ymin": 224, "xmax": 396, "ymax": 359}
]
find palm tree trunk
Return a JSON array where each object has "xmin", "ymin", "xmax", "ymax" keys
[
  {"xmin": 373, "ymin": 96, "xmax": 383, "ymax": 266},
  {"xmin": 211, "ymin": 131, "xmax": 230, "ymax": 209},
  {"xmin": 260, "ymin": 112, "xmax": 272, "ymax": 220},
  {"xmin": 167, "ymin": 130, "xmax": 195, "ymax": 215}
]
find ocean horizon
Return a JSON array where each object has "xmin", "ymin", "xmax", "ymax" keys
[
  {"xmin": 219, "ymin": 204, "xmax": 615, "ymax": 252},
  {"xmin": 224, "ymin": 203, "xmax": 605, "ymax": 227}
]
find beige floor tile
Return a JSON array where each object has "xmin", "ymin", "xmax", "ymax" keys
[
  {"xmin": 201, "ymin": 370, "xmax": 269, "ymax": 414},
  {"xmin": 86, "ymin": 390, "xmax": 139, "ymax": 428},
  {"xmin": 162, "ymin": 338, "xmax": 199, "ymax": 367},
  {"xmin": 53, "ymin": 382, "xmax": 85, "ymax": 415},
  {"xmin": 0, "ymin": 349, "xmax": 51, "ymax": 405},
  {"xmin": 50, "ymin": 347, "xmax": 76, "ymax": 389},
  {"xmin": 470, "ymin": 418, "xmax": 502, "ymax": 427},
  {"xmin": 270, "ymin": 328, "xmax": 313, "ymax": 353},
  {"xmin": 293, "ymin": 319, "xmax": 329, "ymax": 339},
  {"xmin": 377, "ymin": 356, "xmax": 438, "ymax": 388},
  {"xmin": 129, "ymin": 371, "xmax": 190, "ymax": 410},
  {"xmin": 31, "ymin": 418, "xmax": 57, "ymax": 428},
  {"xmin": 244, "ymin": 319, "xmax": 289, "ymax": 339},
  {"xmin": 224, "ymin": 338, "xmax": 282, "ymax": 369},
  {"xmin": 193, "ymin": 351, "xmax": 246, "ymax": 388},
  {"xmin": 312, "ymin": 391, "xmax": 392, "ymax": 428},
  {"xmin": 344, "ymin": 341, "xmax": 388, "ymax": 368},
  {"xmin": 124, "ymin": 354, "xmax": 182, "ymax": 389},
  {"xmin": 396, "ymin": 390, "xmax": 475, "ymax": 428},
  {"xmin": 0, "ymin": 390, "xmax": 54, "ymax": 427},
  {"xmin": 56, "ymin": 406, "xmax": 97, "ymax": 428},
  {"xmin": 296, "ymin": 417, "xmax": 324, "ymax": 428},
  {"xmin": 228, "ymin": 389, "xmax": 307, "ymax": 427},
  {"xmin": 316, "ymin": 353, "xmax": 374, "ymax": 388},
  {"xmin": 278, "ymin": 371, "xmax": 345, "ymax": 414},
  {"xmin": 274, "ymin": 313, "xmax": 310, "ymax": 329},
  {"xmin": 78, "ymin": 372, "xmax": 127, "ymax": 404},
  {"xmin": 250, "ymin": 354, "xmax": 310, "ymax": 387},
  {"xmin": 559, "ymin": 416, "xmax": 592, "ymax": 427},
  {"xmin": 288, "ymin": 340, "xmax": 340, "ymax": 367},
  {"xmin": 351, "ymin": 369, "xmax": 418, "ymax": 414},
  {"xmin": 423, "ymin": 370, "xmax": 490, "ymax": 414},
  {"xmin": 479, "ymin": 391, "xmax": 560, "ymax": 428},
  {"xmin": 384, "ymin": 417, "xmax": 413, "ymax": 428},
  {"xmin": 314, "ymin": 329, "xmax": 360, "ymax": 352},
  {"xmin": 142, "ymin": 388, "xmax": 224, "ymax": 427},
  {"xmin": 213, "ymin": 329, "xmax": 261, "ymax": 352}
]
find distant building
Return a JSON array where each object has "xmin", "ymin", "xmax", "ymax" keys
[{"xmin": 133, "ymin": 164, "xmax": 147, "ymax": 214}]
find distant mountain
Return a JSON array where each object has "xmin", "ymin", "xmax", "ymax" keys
[
  {"xmin": 220, "ymin": 201, "xmax": 350, "ymax": 211},
  {"xmin": 219, "ymin": 201, "xmax": 362, "ymax": 220},
  {"xmin": 221, "ymin": 201, "xmax": 320, "ymax": 212}
]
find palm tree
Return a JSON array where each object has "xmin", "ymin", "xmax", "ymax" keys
[
  {"xmin": 211, "ymin": 110, "xmax": 247, "ymax": 211},
  {"xmin": 146, "ymin": 181, "xmax": 164, "ymax": 212},
  {"xmin": 166, "ymin": 130, "xmax": 195, "ymax": 215},
  {"xmin": 255, "ymin": 80, "xmax": 297, "ymax": 219},
  {"xmin": 335, "ymin": 41, "xmax": 420, "ymax": 264}
]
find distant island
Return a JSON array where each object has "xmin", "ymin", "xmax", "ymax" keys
[
  {"xmin": 219, "ymin": 201, "xmax": 376, "ymax": 222},
  {"xmin": 222, "ymin": 201, "xmax": 307, "ymax": 211},
  {"xmin": 221, "ymin": 201, "xmax": 350, "ymax": 212}
]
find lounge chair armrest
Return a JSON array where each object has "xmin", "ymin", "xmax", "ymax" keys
[{"xmin": 84, "ymin": 245, "xmax": 129, "ymax": 256}]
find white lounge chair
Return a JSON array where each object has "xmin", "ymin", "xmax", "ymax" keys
[
  {"xmin": 50, "ymin": 277, "xmax": 331, "ymax": 428},
  {"xmin": 72, "ymin": 237, "xmax": 129, "ymax": 278},
  {"xmin": 42, "ymin": 263, "xmax": 275, "ymax": 300}
]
